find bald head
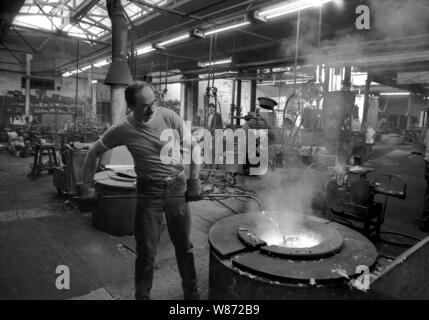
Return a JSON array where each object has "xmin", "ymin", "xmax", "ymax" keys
[{"xmin": 125, "ymin": 81, "xmax": 156, "ymax": 109}]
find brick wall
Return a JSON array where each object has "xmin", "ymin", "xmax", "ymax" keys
[{"xmin": 196, "ymin": 79, "xmax": 252, "ymax": 126}]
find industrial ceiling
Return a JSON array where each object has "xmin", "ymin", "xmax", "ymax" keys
[{"xmin": 0, "ymin": 0, "xmax": 428, "ymax": 93}]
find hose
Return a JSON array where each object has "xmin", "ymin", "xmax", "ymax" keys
[{"xmin": 378, "ymin": 253, "xmax": 396, "ymax": 260}]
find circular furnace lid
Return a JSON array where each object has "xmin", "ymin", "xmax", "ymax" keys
[
  {"xmin": 94, "ymin": 171, "xmax": 136, "ymax": 190},
  {"xmin": 209, "ymin": 212, "xmax": 378, "ymax": 284},
  {"xmin": 241, "ymin": 218, "xmax": 344, "ymax": 260}
]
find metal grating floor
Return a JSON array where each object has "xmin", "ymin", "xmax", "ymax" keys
[{"xmin": 70, "ymin": 288, "xmax": 115, "ymax": 300}]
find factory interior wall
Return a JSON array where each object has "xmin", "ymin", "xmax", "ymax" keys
[
  {"xmin": 379, "ymin": 95, "xmax": 427, "ymax": 129},
  {"xmin": 94, "ymin": 82, "xmax": 111, "ymax": 102},
  {"xmin": 0, "ymin": 71, "xmax": 90, "ymax": 99},
  {"xmin": 355, "ymin": 94, "xmax": 379, "ymax": 129},
  {"xmin": 196, "ymin": 79, "xmax": 274, "ymax": 126},
  {"xmin": 0, "ymin": 70, "xmax": 91, "ymax": 128}
]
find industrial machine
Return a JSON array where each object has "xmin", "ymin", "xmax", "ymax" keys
[
  {"xmin": 208, "ymin": 212, "xmax": 378, "ymax": 299},
  {"xmin": 326, "ymin": 169, "xmax": 407, "ymax": 239}
]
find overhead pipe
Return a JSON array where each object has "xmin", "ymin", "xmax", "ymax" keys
[{"xmin": 105, "ymin": 0, "xmax": 133, "ymax": 123}]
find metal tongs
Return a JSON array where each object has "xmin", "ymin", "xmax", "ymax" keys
[{"xmin": 69, "ymin": 192, "xmax": 263, "ymax": 213}]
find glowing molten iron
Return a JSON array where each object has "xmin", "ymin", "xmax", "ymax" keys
[
  {"xmin": 261, "ymin": 229, "xmax": 322, "ymax": 249},
  {"xmin": 282, "ymin": 231, "xmax": 322, "ymax": 248}
]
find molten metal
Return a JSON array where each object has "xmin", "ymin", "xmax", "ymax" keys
[
  {"xmin": 260, "ymin": 229, "xmax": 322, "ymax": 248},
  {"xmin": 282, "ymin": 231, "xmax": 322, "ymax": 248}
]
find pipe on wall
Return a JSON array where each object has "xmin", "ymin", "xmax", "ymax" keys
[{"xmin": 25, "ymin": 53, "xmax": 32, "ymax": 117}]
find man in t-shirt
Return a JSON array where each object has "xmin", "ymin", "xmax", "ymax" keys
[
  {"xmin": 420, "ymin": 127, "xmax": 429, "ymax": 232},
  {"xmin": 206, "ymin": 103, "xmax": 223, "ymax": 131},
  {"xmin": 81, "ymin": 81, "xmax": 203, "ymax": 300}
]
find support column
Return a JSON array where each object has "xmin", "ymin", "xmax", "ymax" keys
[
  {"xmin": 323, "ymin": 66, "xmax": 330, "ymax": 95},
  {"xmin": 25, "ymin": 54, "xmax": 32, "ymax": 118},
  {"xmin": 361, "ymin": 75, "xmax": 372, "ymax": 131},
  {"xmin": 236, "ymin": 78, "xmax": 242, "ymax": 126},
  {"xmin": 406, "ymin": 94, "xmax": 412, "ymax": 129},
  {"xmin": 322, "ymin": 66, "xmax": 330, "ymax": 130},
  {"xmin": 342, "ymin": 66, "xmax": 352, "ymax": 91},
  {"xmin": 191, "ymin": 79, "xmax": 199, "ymax": 125},
  {"xmin": 91, "ymin": 78, "xmax": 97, "ymax": 116},
  {"xmin": 250, "ymin": 72, "xmax": 257, "ymax": 112},
  {"xmin": 230, "ymin": 79, "xmax": 236, "ymax": 125}
]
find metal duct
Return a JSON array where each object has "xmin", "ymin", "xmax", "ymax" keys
[
  {"xmin": 105, "ymin": 0, "xmax": 133, "ymax": 86},
  {"xmin": 105, "ymin": 0, "xmax": 133, "ymax": 123}
]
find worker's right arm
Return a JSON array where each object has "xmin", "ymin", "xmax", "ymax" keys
[
  {"xmin": 81, "ymin": 123, "xmax": 125, "ymax": 201},
  {"xmin": 80, "ymin": 140, "xmax": 109, "ymax": 200}
]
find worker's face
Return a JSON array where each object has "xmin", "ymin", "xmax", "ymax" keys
[
  {"xmin": 132, "ymin": 86, "xmax": 156, "ymax": 118},
  {"xmin": 208, "ymin": 106, "xmax": 215, "ymax": 114}
]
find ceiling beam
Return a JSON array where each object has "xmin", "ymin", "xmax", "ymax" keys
[
  {"xmin": 81, "ymin": 16, "xmax": 111, "ymax": 31},
  {"xmin": 0, "ymin": 43, "xmax": 22, "ymax": 65},
  {"xmin": 36, "ymin": 36, "xmax": 54, "ymax": 53},
  {"xmin": 372, "ymin": 74, "xmax": 429, "ymax": 95},
  {"xmin": 11, "ymin": 25, "xmax": 36, "ymax": 53},
  {"xmin": 130, "ymin": 0, "xmax": 206, "ymax": 22},
  {"xmin": 33, "ymin": 0, "xmax": 61, "ymax": 30},
  {"xmin": 70, "ymin": 0, "xmax": 99, "ymax": 24},
  {"xmin": 12, "ymin": 25, "xmax": 109, "ymax": 45}
]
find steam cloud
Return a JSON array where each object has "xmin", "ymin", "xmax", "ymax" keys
[
  {"xmin": 243, "ymin": 166, "xmax": 327, "ymax": 232},
  {"xmin": 278, "ymin": 0, "xmax": 429, "ymax": 67}
]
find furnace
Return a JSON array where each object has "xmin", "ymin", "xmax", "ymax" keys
[{"xmin": 209, "ymin": 212, "xmax": 378, "ymax": 299}]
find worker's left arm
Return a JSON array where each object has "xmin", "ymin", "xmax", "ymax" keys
[
  {"xmin": 172, "ymin": 113, "xmax": 203, "ymax": 201},
  {"xmin": 184, "ymin": 123, "xmax": 203, "ymax": 201}
]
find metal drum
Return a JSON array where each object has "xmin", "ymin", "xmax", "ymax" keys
[{"xmin": 93, "ymin": 170, "xmax": 136, "ymax": 236}]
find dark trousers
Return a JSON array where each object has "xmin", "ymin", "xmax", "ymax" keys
[
  {"xmin": 422, "ymin": 161, "xmax": 429, "ymax": 227},
  {"xmin": 134, "ymin": 173, "xmax": 198, "ymax": 300}
]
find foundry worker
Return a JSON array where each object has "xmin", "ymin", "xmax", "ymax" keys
[
  {"xmin": 80, "ymin": 81, "xmax": 203, "ymax": 300},
  {"xmin": 206, "ymin": 102, "xmax": 223, "ymax": 131},
  {"xmin": 420, "ymin": 126, "xmax": 429, "ymax": 232}
]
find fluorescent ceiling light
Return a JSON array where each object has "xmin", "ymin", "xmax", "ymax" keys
[
  {"xmin": 380, "ymin": 92, "xmax": 410, "ymax": 96},
  {"xmin": 158, "ymin": 33, "xmax": 190, "ymax": 47},
  {"xmin": 62, "ymin": 71, "xmax": 72, "ymax": 77},
  {"xmin": 93, "ymin": 59, "xmax": 110, "ymax": 68},
  {"xmin": 258, "ymin": 0, "xmax": 336, "ymax": 20},
  {"xmin": 137, "ymin": 45, "xmax": 155, "ymax": 55},
  {"xmin": 198, "ymin": 57, "xmax": 232, "ymax": 68},
  {"xmin": 81, "ymin": 65, "xmax": 92, "ymax": 71},
  {"xmin": 91, "ymin": 80, "xmax": 98, "ymax": 84},
  {"xmin": 204, "ymin": 21, "xmax": 250, "ymax": 36}
]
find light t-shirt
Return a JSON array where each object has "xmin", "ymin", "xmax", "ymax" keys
[
  {"xmin": 424, "ymin": 128, "xmax": 429, "ymax": 161},
  {"xmin": 207, "ymin": 113, "xmax": 214, "ymax": 130},
  {"xmin": 100, "ymin": 106, "xmax": 184, "ymax": 180}
]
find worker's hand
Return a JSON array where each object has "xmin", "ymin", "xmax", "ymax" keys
[
  {"xmin": 76, "ymin": 183, "xmax": 98, "ymax": 212},
  {"xmin": 80, "ymin": 183, "xmax": 98, "ymax": 201},
  {"xmin": 185, "ymin": 179, "xmax": 204, "ymax": 202}
]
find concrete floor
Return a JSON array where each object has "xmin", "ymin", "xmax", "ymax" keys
[{"xmin": 0, "ymin": 143, "xmax": 428, "ymax": 299}]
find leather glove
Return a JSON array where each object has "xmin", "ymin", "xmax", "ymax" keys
[
  {"xmin": 185, "ymin": 179, "xmax": 204, "ymax": 202},
  {"xmin": 77, "ymin": 183, "xmax": 98, "ymax": 212},
  {"xmin": 80, "ymin": 183, "xmax": 98, "ymax": 201}
]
